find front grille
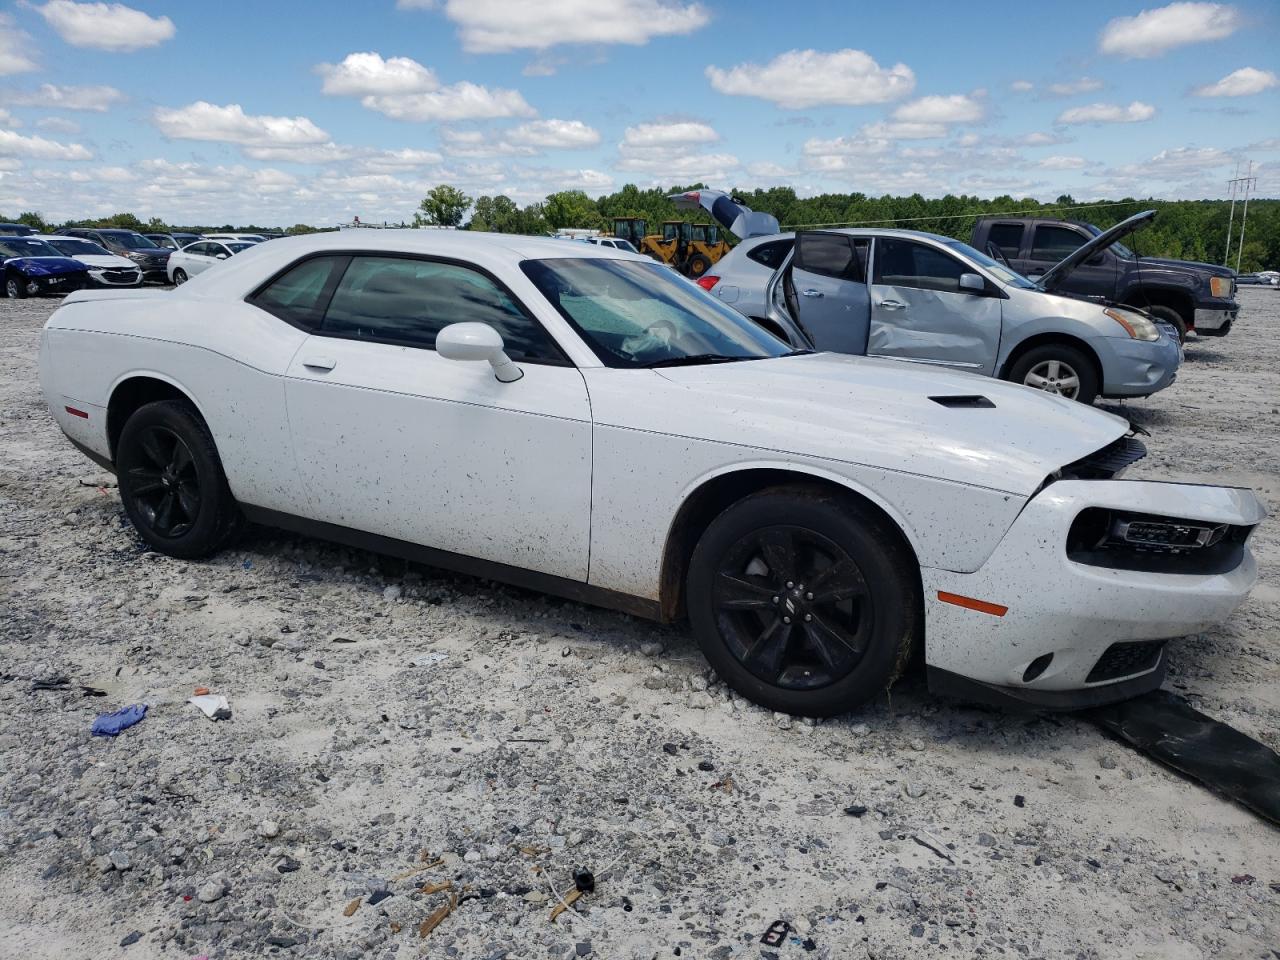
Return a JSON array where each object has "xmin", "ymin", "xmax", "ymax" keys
[
  {"xmin": 1087, "ymin": 640, "xmax": 1164, "ymax": 683},
  {"xmin": 1059, "ymin": 435, "xmax": 1147, "ymax": 480},
  {"xmin": 101, "ymin": 269, "xmax": 138, "ymax": 283}
]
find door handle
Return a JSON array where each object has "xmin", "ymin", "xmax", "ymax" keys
[
  {"xmin": 801, "ymin": 289, "xmax": 824, "ymax": 298},
  {"xmin": 302, "ymin": 357, "xmax": 336, "ymax": 371},
  {"xmin": 879, "ymin": 299, "xmax": 906, "ymax": 310}
]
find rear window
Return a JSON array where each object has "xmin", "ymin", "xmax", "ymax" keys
[
  {"xmin": 746, "ymin": 238, "xmax": 795, "ymax": 269},
  {"xmin": 249, "ymin": 255, "xmax": 348, "ymax": 331},
  {"xmin": 986, "ymin": 223, "xmax": 1024, "ymax": 259},
  {"xmin": 795, "ymin": 233, "xmax": 867, "ymax": 282}
]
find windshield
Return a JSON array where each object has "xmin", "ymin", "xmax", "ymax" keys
[
  {"xmin": 941, "ymin": 238, "xmax": 1039, "ymax": 289},
  {"xmin": 149, "ymin": 235, "xmax": 177, "ymax": 249},
  {"xmin": 521, "ymin": 257, "xmax": 795, "ymax": 368},
  {"xmin": 0, "ymin": 238, "xmax": 64, "ymax": 258},
  {"xmin": 226, "ymin": 242, "xmax": 255, "ymax": 253},
  {"xmin": 47, "ymin": 237, "xmax": 110, "ymax": 257},
  {"xmin": 611, "ymin": 239, "xmax": 638, "ymax": 253},
  {"xmin": 109, "ymin": 232, "xmax": 160, "ymax": 249}
]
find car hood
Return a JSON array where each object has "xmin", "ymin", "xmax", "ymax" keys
[
  {"xmin": 72, "ymin": 254, "xmax": 136, "ymax": 269},
  {"xmin": 3, "ymin": 256, "xmax": 88, "ymax": 276},
  {"xmin": 1039, "ymin": 209, "xmax": 1155, "ymax": 293},
  {"xmin": 1136, "ymin": 255, "xmax": 1235, "ymax": 280},
  {"xmin": 648, "ymin": 352, "xmax": 1131, "ymax": 496}
]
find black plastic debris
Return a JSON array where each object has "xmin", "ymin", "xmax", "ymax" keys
[
  {"xmin": 760, "ymin": 920, "xmax": 791, "ymax": 947},
  {"xmin": 572, "ymin": 867, "xmax": 595, "ymax": 893},
  {"xmin": 1087, "ymin": 689, "xmax": 1280, "ymax": 825},
  {"xmin": 1013, "ymin": 794, "xmax": 1026, "ymax": 808},
  {"xmin": 843, "ymin": 804, "xmax": 868, "ymax": 818},
  {"xmin": 366, "ymin": 890, "xmax": 392, "ymax": 905}
]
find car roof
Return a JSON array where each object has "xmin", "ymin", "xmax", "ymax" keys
[{"xmin": 248, "ymin": 229, "xmax": 647, "ymax": 261}]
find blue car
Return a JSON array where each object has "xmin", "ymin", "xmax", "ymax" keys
[{"xmin": 1, "ymin": 236, "xmax": 91, "ymax": 299}]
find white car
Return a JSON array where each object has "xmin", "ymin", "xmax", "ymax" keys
[
  {"xmin": 167, "ymin": 239, "xmax": 257, "ymax": 284},
  {"xmin": 583, "ymin": 236, "xmax": 639, "ymax": 253},
  {"xmin": 38, "ymin": 232, "xmax": 1264, "ymax": 716},
  {"xmin": 40, "ymin": 235, "xmax": 142, "ymax": 287},
  {"xmin": 697, "ymin": 231, "xmax": 795, "ymax": 320},
  {"xmin": 203, "ymin": 233, "xmax": 267, "ymax": 244}
]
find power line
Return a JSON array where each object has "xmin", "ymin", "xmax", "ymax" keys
[{"xmin": 782, "ymin": 199, "xmax": 1148, "ymax": 230}]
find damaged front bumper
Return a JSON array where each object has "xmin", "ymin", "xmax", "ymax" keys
[
  {"xmin": 1193, "ymin": 305, "xmax": 1237, "ymax": 336},
  {"xmin": 922, "ymin": 479, "xmax": 1265, "ymax": 711}
]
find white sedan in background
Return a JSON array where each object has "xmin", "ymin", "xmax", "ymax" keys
[
  {"xmin": 40, "ymin": 235, "xmax": 142, "ymax": 287},
  {"xmin": 167, "ymin": 238, "xmax": 257, "ymax": 284},
  {"xmin": 38, "ymin": 231, "xmax": 1264, "ymax": 716}
]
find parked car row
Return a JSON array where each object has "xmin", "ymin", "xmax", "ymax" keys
[
  {"xmin": 686, "ymin": 194, "xmax": 1243, "ymax": 405},
  {"xmin": 0, "ymin": 226, "xmax": 273, "ymax": 297},
  {"xmin": 39, "ymin": 230, "xmax": 1264, "ymax": 717}
]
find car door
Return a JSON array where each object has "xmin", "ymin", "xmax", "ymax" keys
[
  {"xmin": 185, "ymin": 242, "xmax": 219, "ymax": 275},
  {"xmin": 281, "ymin": 253, "xmax": 593, "ymax": 582},
  {"xmin": 786, "ymin": 231, "xmax": 872, "ymax": 354},
  {"xmin": 867, "ymin": 237, "xmax": 1000, "ymax": 374},
  {"xmin": 1021, "ymin": 224, "xmax": 1118, "ymax": 299}
]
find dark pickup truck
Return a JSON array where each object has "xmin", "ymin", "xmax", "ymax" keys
[{"xmin": 972, "ymin": 211, "xmax": 1237, "ymax": 341}]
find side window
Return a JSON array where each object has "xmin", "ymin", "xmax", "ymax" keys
[
  {"xmin": 874, "ymin": 239, "xmax": 967, "ymax": 293},
  {"xmin": 746, "ymin": 239, "xmax": 796, "ymax": 270},
  {"xmin": 321, "ymin": 256, "xmax": 565, "ymax": 364},
  {"xmin": 1031, "ymin": 226, "xmax": 1086, "ymax": 261},
  {"xmin": 248, "ymin": 255, "xmax": 347, "ymax": 331},
  {"xmin": 795, "ymin": 233, "xmax": 867, "ymax": 281},
  {"xmin": 987, "ymin": 223, "xmax": 1025, "ymax": 260},
  {"xmin": 186, "ymin": 242, "xmax": 208, "ymax": 256}
]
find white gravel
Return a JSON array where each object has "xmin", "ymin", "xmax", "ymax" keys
[{"xmin": 1, "ymin": 289, "xmax": 1278, "ymax": 959}]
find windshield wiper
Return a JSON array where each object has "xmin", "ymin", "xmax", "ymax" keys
[{"xmin": 642, "ymin": 353, "xmax": 756, "ymax": 368}]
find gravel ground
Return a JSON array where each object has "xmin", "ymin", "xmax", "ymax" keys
[{"xmin": 1, "ymin": 288, "xmax": 1278, "ymax": 960}]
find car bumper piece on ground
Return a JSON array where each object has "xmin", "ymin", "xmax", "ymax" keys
[{"xmin": 922, "ymin": 479, "xmax": 1264, "ymax": 710}]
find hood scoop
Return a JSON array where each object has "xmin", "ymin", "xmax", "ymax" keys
[{"xmin": 929, "ymin": 395, "xmax": 996, "ymax": 409}]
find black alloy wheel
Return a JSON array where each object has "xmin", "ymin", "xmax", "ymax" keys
[
  {"xmin": 124, "ymin": 425, "xmax": 201, "ymax": 538},
  {"xmin": 116, "ymin": 399, "xmax": 243, "ymax": 558},
  {"xmin": 712, "ymin": 525, "xmax": 871, "ymax": 691},
  {"xmin": 688, "ymin": 486, "xmax": 918, "ymax": 716}
]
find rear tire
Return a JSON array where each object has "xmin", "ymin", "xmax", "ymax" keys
[
  {"xmin": 6, "ymin": 274, "xmax": 26, "ymax": 299},
  {"xmin": 1006, "ymin": 343, "xmax": 1099, "ymax": 404},
  {"xmin": 172, "ymin": 268, "xmax": 188, "ymax": 285},
  {"xmin": 1145, "ymin": 305, "xmax": 1187, "ymax": 343},
  {"xmin": 116, "ymin": 400, "xmax": 243, "ymax": 559},
  {"xmin": 686, "ymin": 254, "xmax": 712, "ymax": 277},
  {"xmin": 687, "ymin": 486, "xmax": 919, "ymax": 717}
]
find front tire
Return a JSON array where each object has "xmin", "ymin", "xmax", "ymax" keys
[
  {"xmin": 686, "ymin": 253, "xmax": 712, "ymax": 277},
  {"xmin": 6, "ymin": 274, "xmax": 26, "ymax": 299},
  {"xmin": 116, "ymin": 400, "xmax": 243, "ymax": 559},
  {"xmin": 687, "ymin": 486, "xmax": 919, "ymax": 717},
  {"xmin": 172, "ymin": 268, "xmax": 188, "ymax": 285},
  {"xmin": 1006, "ymin": 343, "xmax": 1099, "ymax": 404}
]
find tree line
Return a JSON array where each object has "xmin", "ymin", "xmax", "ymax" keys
[{"xmin": 9, "ymin": 184, "xmax": 1276, "ymax": 271}]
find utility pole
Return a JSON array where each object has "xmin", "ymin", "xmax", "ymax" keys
[{"xmin": 1225, "ymin": 160, "xmax": 1256, "ymax": 272}]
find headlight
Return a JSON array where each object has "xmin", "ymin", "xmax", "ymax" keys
[
  {"xmin": 1104, "ymin": 307, "xmax": 1159, "ymax": 341},
  {"xmin": 1209, "ymin": 276, "xmax": 1232, "ymax": 298}
]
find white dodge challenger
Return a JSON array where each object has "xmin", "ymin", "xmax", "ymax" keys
[{"xmin": 39, "ymin": 231, "xmax": 1265, "ymax": 716}]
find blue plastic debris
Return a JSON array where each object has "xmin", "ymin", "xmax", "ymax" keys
[{"xmin": 91, "ymin": 704, "xmax": 148, "ymax": 737}]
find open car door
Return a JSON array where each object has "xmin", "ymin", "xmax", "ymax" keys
[{"xmin": 668, "ymin": 190, "xmax": 780, "ymax": 239}]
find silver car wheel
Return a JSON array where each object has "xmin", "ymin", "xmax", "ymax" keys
[{"xmin": 1024, "ymin": 359, "xmax": 1080, "ymax": 399}]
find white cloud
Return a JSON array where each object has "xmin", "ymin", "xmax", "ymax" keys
[
  {"xmin": 4, "ymin": 83, "xmax": 125, "ymax": 111},
  {"xmin": 241, "ymin": 142, "xmax": 360, "ymax": 163},
  {"xmin": 617, "ymin": 148, "xmax": 739, "ymax": 180},
  {"xmin": 360, "ymin": 82, "xmax": 535, "ymax": 122},
  {"xmin": 1099, "ymin": 2, "xmax": 1241, "ymax": 58},
  {"xmin": 440, "ymin": 127, "xmax": 538, "ymax": 158},
  {"xmin": 0, "ymin": 128, "xmax": 92, "ymax": 159},
  {"xmin": 1045, "ymin": 77, "xmax": 1104, "ymax": 97},
  {"xmin": 621, "ymin": 121, "xmax": 718, "ymax": 146},
  {"xmin": 0, "ymin": 14, "xmax": 39, "ymax": 75},
  {"xmin": 1057, "ymin": 101, "xmax": 1156, "ymax": 124},
  {"xmin": 154, "ymin": 102, "xmax": 330, "ymax": 147},
  {"xmin": 0, "ymin": 108, "xmax": 19, "ymax": 128},
  {"xmin": 892, "ymin": 93, "xmax": 985, "ymax": 124},
  {"xmin": 1010, "ymin": 80, "xmax": 1033, "ymax": 93},
  {"xmin": 706, "ymin": 49, "xmax": 915, "ymax": 108},
  {"xmin": 1039, "ymin": 155, "xmax": 1087, "ymax": 170},
  {"xmin": 508, "ymin": 118, "xmax": 600, "ymax": 148},
  {"xmin": 35, "ymin": 1, "xmax": 174, "ymax": 52},
  {"xmin": 1018, "ymin": 131, "xmax": 1072, "ymax": 146},
  {"xmin": 861, "ymin": 121, "xmax": 947, "ymax": 140},
  {"xmin": 316, "ymin": 52, "xmax": 439, "ymax": 96},
  {"xmin": 34, "ymin": 115, "xmax": 80, "ymax": 131},
  {"xmin": 1193, "ymin": 67, "xmax": 1278, "ymax": 97},
  {"xmin": 435, "ymin": 0, "xmax": 710, "ymax": 53},
  {"xmin": 354, "ymin": 147, "xmax": 445, "ymax": 171}
]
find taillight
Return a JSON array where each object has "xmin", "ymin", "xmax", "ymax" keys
[{"xmin": 697, "ymin": 275, "xmax": 719, "ymax": 291}]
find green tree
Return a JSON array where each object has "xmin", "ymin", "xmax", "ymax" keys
[
  {"xmin": 286, "ymin": 223, "xmax": 322, "ymax": 235},
  {"xmin": 16, "ymin": 211, "xmax": 49, "ymax": 231},
  {"xmin": 413, "ymin": 185, "xmax": 470, "ymax": 228},
  {"xmin": 543, "ymin": 190, "xmax": 604, "ymax": 231},
  {"xmin": 102, "ymin": 212, "xmax": 144, "ymax": 229}
]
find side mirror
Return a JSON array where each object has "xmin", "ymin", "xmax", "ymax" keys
[
  {"xmin": 215, "ymin": 253, "xmax": 228, "ymax": 260},
  {"xmin": 958, "ymin": 272, "xmax": 985, "ymax": 294},
  {"xmin": 435, "ymin": 322, "xmax": 523, "ymax": 382}
]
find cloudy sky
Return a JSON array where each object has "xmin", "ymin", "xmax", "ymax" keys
[{"xmin": 0, "ymin": 0, "xmax": 1276, "ymax": 226}]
